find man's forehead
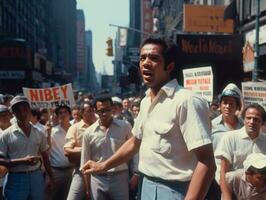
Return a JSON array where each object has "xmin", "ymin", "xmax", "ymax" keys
[{"xmin": 140, "ymin": 44, "xmax": 162, "ymax": 54}]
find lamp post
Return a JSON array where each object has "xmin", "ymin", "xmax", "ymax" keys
[{"xmin": 253, "ymin": 0, "xmax": 260, "ymax": 81}]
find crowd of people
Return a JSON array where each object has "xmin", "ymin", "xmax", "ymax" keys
[{"xmin": 0, "ymin": 37, "xmax": 266, "ymax": 200}]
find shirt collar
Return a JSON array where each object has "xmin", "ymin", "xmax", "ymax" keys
[
  {"xmin": 145, "ymin": 79, "xmax": 180, "ymax": 98},
  {"xmin": 92, "ymin": 118, "xmax": 121, "ymax": 132}
]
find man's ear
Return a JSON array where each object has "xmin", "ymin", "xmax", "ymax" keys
[{"xmin": 166, "ymin": 62, "xmax": 175, "ymax": 73}]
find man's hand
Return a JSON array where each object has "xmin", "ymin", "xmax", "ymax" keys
[
  {"xmin": 129, "ymin": 174, "xmax": 139, "ymax": 191},
  {"xmin": 81, "ymin": 160, "xmax": 107, "ymax": 175},
  {"xmin": 23, "ymin": 155, "xmax": 41, "ymax": 165}
]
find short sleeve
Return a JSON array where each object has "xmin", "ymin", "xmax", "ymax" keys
[
  {"xmin": 0, "ymin": 133, "xmax": 8, "ymax": 158},
  {"xmin": 64, "ymin": 124, "xmax": 77, "ymax": 148},
  {"xmin": 179, "ymin": 95, "xmax": 212, "ymax": 151}
]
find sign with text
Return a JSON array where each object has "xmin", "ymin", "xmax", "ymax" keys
[
  {"xmin": 0, "ymin": 70, "xmax": 25, "ymax": 79},
  {"xmin": 183, "ymin": 66, "xmax": 213, "ymax": 102},
  {"xmin": 242, "ymin": 82, "xmax": 266, "ymax": 110},
  {"xmin": 176, "ymin": 34, "xmax": 243, "ymax": 62},
  {"xmin": 183, "ymin": 4, "xmax": 233, "ymax": 33},
  {"xmin": 23, "ymin": 83, "xmax": 75, "ymax": 109}
]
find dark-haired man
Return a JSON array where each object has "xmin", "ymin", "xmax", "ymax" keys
[
  {"xmin": 82, "ymin": 37, "xmax": 216, "ymax": 200},
  {"xmin": 65, "ymin": 102, "xmax": 97, "ymax": 200},
  {"xmin": 80, "ymin": 95, "xmax": 135, "ymax": 200},
  {"xmin": 46, "ymin": 105, "xmax": 73, "ymax": 200},
  {"xmin": 0, "ymin": 96, "xmax": 53, "ymax": 200},
  {"xmin": 216, "ymin": 103, "xmax": 266, "ymax": 200}
]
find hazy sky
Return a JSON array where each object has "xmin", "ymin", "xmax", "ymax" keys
[{"xmin": 77, "ymin": 0, "xmax": 129, "ymax": 75}]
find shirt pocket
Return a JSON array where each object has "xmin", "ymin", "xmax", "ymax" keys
[{"xmin": 148, "ymin": 119, "xmax": 174, "ymax": 155}]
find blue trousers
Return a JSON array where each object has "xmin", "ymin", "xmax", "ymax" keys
[
  {"xmin": 3, "ymin": 170, "xmax": 44, "ymax": 200},
  {"xmin": 141, "ymin": 176, "xmax": 190, "ymax": 200}
]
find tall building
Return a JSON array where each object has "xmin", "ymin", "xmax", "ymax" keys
[
  {"xmin": 85, "ymin": 30, "xmax": 99, "ymax": 92},
  {"xmin": 47, "ymin": 0, "xmax": 77, "ymax": 81}
]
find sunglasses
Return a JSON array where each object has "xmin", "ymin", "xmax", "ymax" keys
[{"xmin": 96, "ymin": 108, "xmax": 112, "ymax": 115}]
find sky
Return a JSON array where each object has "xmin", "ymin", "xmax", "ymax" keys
[{"xmin": 77, "ymin": 0, "xmax": 129, "ymax": 75}]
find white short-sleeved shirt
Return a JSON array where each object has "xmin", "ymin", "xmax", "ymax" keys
[
  {"xmin": 50, "ymin": 125, "xmax": 72, "ymax": 167},
  {"xmin": 81, "ymin": 118, "xmax": 132, "ymax": 172},
  {"xmin": 132, "ymin": 79, "xmax": 212, "ymax": 181},
  {"xmin": 0, "ymin": 123, "xmax": 48, "ymax": 172},
  {"xmin": 215, "ymin": 127, "xmax": 266, "ymax": 170}
]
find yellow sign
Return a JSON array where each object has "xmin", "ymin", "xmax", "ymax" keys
[{"xmin": 183, "ymin": 4, "xmax": 234, "ymax": 33}]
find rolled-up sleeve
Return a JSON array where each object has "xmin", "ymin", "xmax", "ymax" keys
[{"xmin": 80, "ymin": 131, "xmax": 91, "ymax": 169}]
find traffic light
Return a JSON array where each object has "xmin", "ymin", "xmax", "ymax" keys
[{"xmin": 106, "ymin": 37, "xmax": 113, "ymax": 56}]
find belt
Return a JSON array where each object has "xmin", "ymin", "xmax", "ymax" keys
[
  {"xmin": 96, "ymin": 170, "xmax": 127, "ymax": 177},
  {"xmin": 9, "ymin": 168, "xmax": 40, "ymax": 174},
  {"xmin": 51, "ymin": 166, "xmax": 73, "ymax": 170},
  {"xmin": 144, "ymin": 174, "xmax": 189, "ymax": 186}
]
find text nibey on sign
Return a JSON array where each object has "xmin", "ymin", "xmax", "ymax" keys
[{"xmin": 29, "ymin": 85, "xmax": 68, "ymax": 101}]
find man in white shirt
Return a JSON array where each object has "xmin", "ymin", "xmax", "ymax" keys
[
  {"xmin": 216, "ymin": 103, "xmax": 266, "ymax": 200},
  {"xmin": 81, "ymin": 37, "xmax": 215, "ymax": 200}
]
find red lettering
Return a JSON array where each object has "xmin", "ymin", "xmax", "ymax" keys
[
  {"xmin": 61, "ymin": 85, "xmax": 68, "ymax": 99},
  {"xmin": 44, "ymin": 89, "xmax": 53, "ymax": 101},
  {"xmin": 52, "ymin": 87, "xmax": 60, "ymax": 100},
  {"xmin": 29, "ymin": 89, "xmax": 39, "ymax": 101}
]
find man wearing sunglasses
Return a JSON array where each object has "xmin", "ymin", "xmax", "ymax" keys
[{"xmin": 80, "ymin": 95, "xmax": 136, "ymax": 200}]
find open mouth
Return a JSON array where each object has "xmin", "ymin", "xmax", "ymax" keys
[{"xmin": 142, "ymin": 70, "xmax": 153, "ymax": 78}]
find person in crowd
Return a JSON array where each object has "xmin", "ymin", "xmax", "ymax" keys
[
  {"xmin": 81, "ymin": 95, "xmax": 137, "ymax": 200},
  {"xmin": 81, "ymin": 37, "xmax": 215, "ymax": 200},
  {"xmin": 70, "ymin": 105, "xmax": 81, "ymax": 125},
  {"xmin": 39, "ymin": 108, "xmax": 49, "ymax": 125},
  {"xmin": 31, "ymin": 109, "xmax": 47, "ymax": 135},
  {"xmin": 0, "ymin": 105, "xmax": 11, "ymax": 132},
  {"xmin": 122, "ymin": 98, "xmax": 134, "ymax": 126},
  {"xmin": 0, "ymin": 96, "xmax": 54, "ymax": 200},
  {"xmin": 0, "ymin": 105, "xmax": 12, "ymax": 200},
  {"xmin": 111, "ymin": 96, "xmax": 124, "ymax": 119},
  {"xmin": 45, "ymin": 105, "xmax": 73, "ymax": 200},
  {"xmin": 131, "ymin": 101, "xmax": 140, "ymax": 119},
  {"xmin": 226, "ymin": 153, "xmax": 266, "ymax": 199},
  {"xmin": 64, "ymin": 101, "xmax": 97, "ymax": 200},
  {"xmin": 208, "ymin": 83, "xmax": 244, "ymax": 199},
  {"xmin": 212, "ymin": 83, "xmax": 243, "ymax": 150},
  {"xmin": 215, "ymin": 103, "xmax": 266, "ymax": 200}
]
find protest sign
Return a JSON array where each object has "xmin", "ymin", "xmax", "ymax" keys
[
  {"xmin": 23, "ymin": 83, "xmax": 75, "ymax": 109},
  {"xmin": 183, "ymin": 66, "xmax": 213, "ymax": 102},
  {"xmin": 242, "ymin": 82, "xmax": 266, "ymax": 110}
]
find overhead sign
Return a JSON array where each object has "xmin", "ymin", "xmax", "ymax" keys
[
  {"xmin": 183, "ymin": 66, "xmax": 213, "ymax": 102},
  {"xmin": 176, "ymin": 34, "xmax": 243, "ymax": 62},
  {"xmin": 183, "ymin": 4, "xmax": 233, "ymax": 33},
  {"xmin": 0, "ymin": 70, "xmax": 25, "ymax": 79},
  {"xmin": 23, "ymin": 83, "xmax": 75, "ymax": 109},
  {"xmin": 242, "ymin": 82, "xmax": 266, "ymax": 110}
]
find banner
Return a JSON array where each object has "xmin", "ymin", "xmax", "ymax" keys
[
  {"xmin": 242, "ymin": 82, "xmax": 266, "ymax": 110},
  {"xmin": 183, "ymin": 66, "xmax": 213, "ymax": 102},
  {"xmin": 23, "ymin": 83, "xmax": 75, "ymax": 109}
]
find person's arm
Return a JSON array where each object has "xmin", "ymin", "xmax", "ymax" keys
[
  {"xmin": 185, "ymin": 144, "xmax": 216, "ymax": 200},
  {"xmin": 82, "ymin": 136, "xmax": 141, "ymax": 174},
  {"xmin": 64, "ymin": 147, "xmax": 82, "ymax": 165},
  {"xmin": 83, "ymin": 173, "xmax": 91, "ymax": 200},
  {"xmin": 219, "ymin": 157, "xmax": 232, "ymax": 200},
  {"xmin": 0, "ymin": 155, "xmax": 41, "ymax": 168},
  {"xmin": 40, "ymin": 150, "xmax": 54, "ymax": 179}
]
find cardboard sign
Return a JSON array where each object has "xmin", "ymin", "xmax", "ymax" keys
[
  {"xmin": 183, "ymin": 66, "xmax": 213, "ymax": 102},
  {"xmin": 242, "ymin": 82, "xmax": 266, "ymax": 110},
  {"xmin": 23, "ymin": 83, "xmax": 75, "ymax": 109}
]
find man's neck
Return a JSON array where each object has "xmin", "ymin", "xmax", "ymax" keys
[
  {"xmin": 17, "ymin": 120, "xmax": 31, "ymax": 136},
  {"xmin": 60, "ymin": 121, "xmax": 71, "ymax": 132},
  {"xmin": 223, "ymin": 115, "xmax": 238, "ymax": 129},
  {"xmin": 0, "ymin": 123, "xmax": 11, "ymax": 130}
]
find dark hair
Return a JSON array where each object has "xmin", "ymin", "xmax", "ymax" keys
[
  {"xmin": 55, "ymin": 105, "xmax": 71, "ymax": 116},
  {"xmin": 93, "ymin": 94, "xmax": 113, "ymax": 109},
  {"xmin": 80, "ymin": 100, "xmax": 94, "ymax": 113},
  {"xmin": 140, "ymin": 37, "xmax": 180, "ymax": 80},
  {"xmin": 247, "ymin": 165, "xmax": 266, "ymax": 175},
  {"xmin": 241, "ymin": 103, "xmax": 266, "ymax": 122},
  {"xmin": 31, "ymin": 109, "xmax": 41, "ymax": 120}
]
